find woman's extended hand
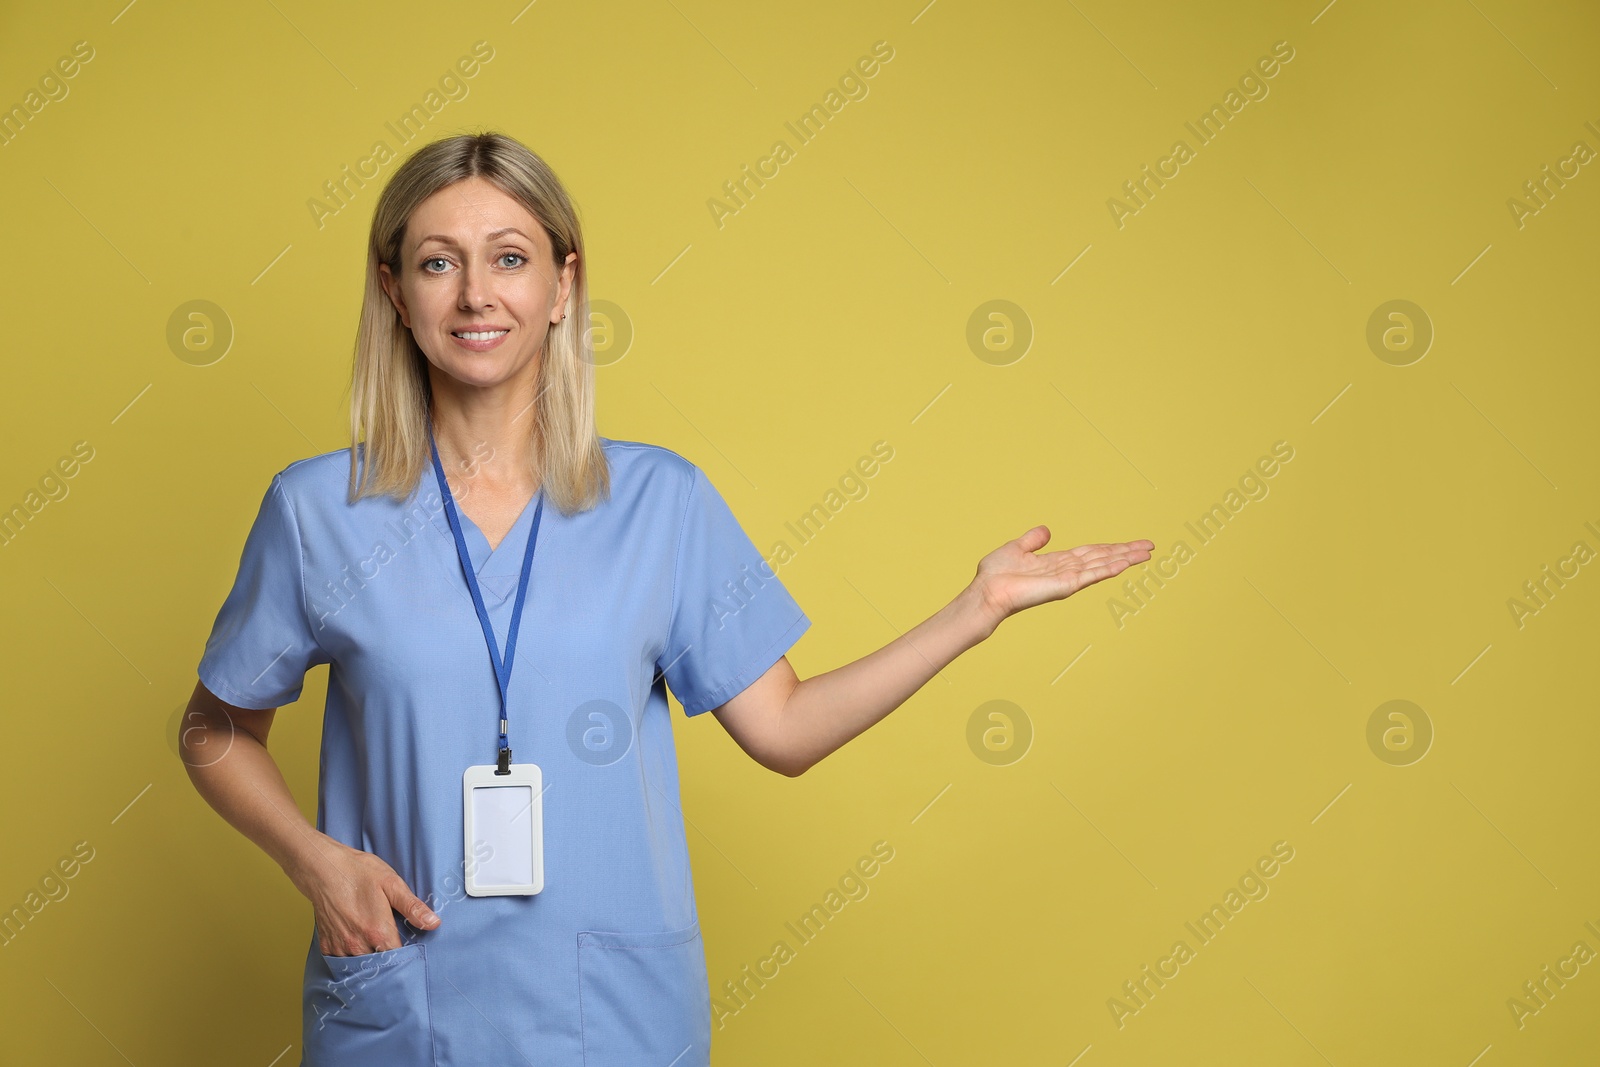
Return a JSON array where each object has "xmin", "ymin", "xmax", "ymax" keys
[
  {"xmin": 971, "ymin": 526, "xmax": 1154, "ymax": 627},
  {"xmin": 289, "ymin": 832, "xmax": 441, "ymax": 956}
]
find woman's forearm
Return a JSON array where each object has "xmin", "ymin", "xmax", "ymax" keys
[
  {"xmin": 774, "ymin": 582, "xmax": 1001, "ymax": 775},
  {"xmin": 181, "ymin": 713, "xmax": 338, "ymax": 895}
]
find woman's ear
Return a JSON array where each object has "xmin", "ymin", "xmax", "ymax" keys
[
  {"xmin": 377, "ymin": 262, "xmax": 411, "ymax": 329},
  {"xmin": 553, "ymin": 251, "xmax": 578, "ymax": 324}
]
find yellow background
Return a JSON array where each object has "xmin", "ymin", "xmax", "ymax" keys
[{"xmin": 2, "ymin": 0, "xmax": 1597, "ymax": 1063}]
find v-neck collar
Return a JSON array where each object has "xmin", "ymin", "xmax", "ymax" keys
[{"xmin": 429, "ymin": 489, "xmax": 544, "ymax": 604}]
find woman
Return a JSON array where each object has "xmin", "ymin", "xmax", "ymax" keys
[{"xmin": 180, "ymin": 131, "xmax": 1152, "ymax": 1067}]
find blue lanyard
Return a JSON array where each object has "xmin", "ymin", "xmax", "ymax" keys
[{"xmin": 428, "ymin": 428, "xmax": 545, "ymax": 775}]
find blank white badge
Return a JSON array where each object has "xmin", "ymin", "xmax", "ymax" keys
[{"xmin": 463, "ymin": 763, "xmax": 544, "ymax": 896}]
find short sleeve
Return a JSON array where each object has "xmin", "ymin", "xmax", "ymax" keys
[
  {"xmin": 196, "ymin": 473, "xmax": 328, "ymax": 710},
  {"xmin": 659, "ymin": 466, "xmax": 810, "ymax": 716}
]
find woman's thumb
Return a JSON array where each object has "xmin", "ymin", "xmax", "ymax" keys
[
  {"xmin": 391, "ymin": 882, "xmax": 440, "ymax": 930},
  {"xmin": 1016, "ymin": 525, "xmax": 1050, "ymax": 551}
]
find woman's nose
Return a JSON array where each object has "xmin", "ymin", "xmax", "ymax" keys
[{"xmin": 458, "ymin": 260, "xmax": 491, "ymax": 308}]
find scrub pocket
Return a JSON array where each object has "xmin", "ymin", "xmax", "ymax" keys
[
  {"xmin": 578, "ymin": 921, "xmax": 711, "ymax": 1067},
  {"xmin": 304, "ymin": 942, "xmax": 436, "ymax": 1067}
]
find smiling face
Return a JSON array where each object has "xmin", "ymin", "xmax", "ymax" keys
[{"xmin": 378, "ymin": 175, "xmax": 577, "ymax": 395}]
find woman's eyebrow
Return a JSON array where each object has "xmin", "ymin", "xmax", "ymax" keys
[{"xmin": 415, "ymin": 227, "xmax": 532, "ymax": 248}]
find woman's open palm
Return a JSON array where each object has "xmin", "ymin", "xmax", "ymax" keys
[{"xmin": 974, "ymin": 526, "xmax": 1154, "ymax": 621}]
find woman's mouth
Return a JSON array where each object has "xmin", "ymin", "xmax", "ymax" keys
[{"xmin": 451, "ymin": 328, "xmax": 510, "ymax": 351}]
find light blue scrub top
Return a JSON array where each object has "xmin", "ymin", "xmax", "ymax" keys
[{"xmin": 196, "ymin": 438, "xmax": 810, "ymax": 1067}]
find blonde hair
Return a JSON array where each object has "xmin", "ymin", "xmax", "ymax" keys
[{"xmin": 346, "ymin": 130, "xmax": 609, "ymax": 515}]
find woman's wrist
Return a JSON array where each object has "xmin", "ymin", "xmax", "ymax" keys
[
  {"xmin": 959, "ymin": 578, "xmax": 1008, "ymax": 642},
  {"xmin": 281, "ymin": 829, "xmax": 342, "ymax": 899}
]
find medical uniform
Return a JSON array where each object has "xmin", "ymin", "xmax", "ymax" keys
[{"xmin": 196, "ymin": 437, "xmax": 810, "ymax": 1067}]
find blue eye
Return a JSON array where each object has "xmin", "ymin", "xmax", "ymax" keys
[{"xmin": 420, "ymin": 252, "xmax": 526, "ymax": 273}]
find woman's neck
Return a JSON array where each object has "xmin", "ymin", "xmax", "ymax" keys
[{"xmin": 429, "ymin": 372, "xmax": 540, "ymax": 488}]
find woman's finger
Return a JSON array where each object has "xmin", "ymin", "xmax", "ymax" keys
[{"xmin": 386, "ymin": 875, "xmax": 441, "ymax": 933}]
